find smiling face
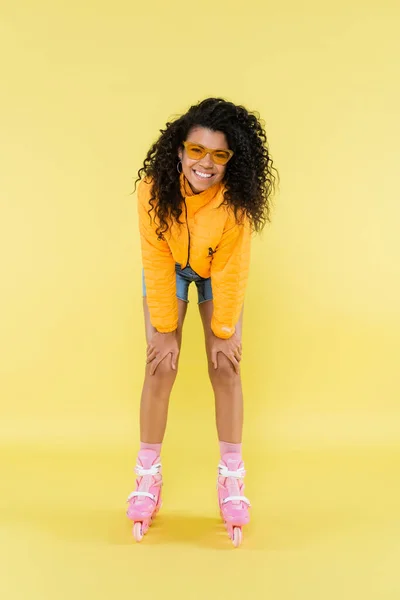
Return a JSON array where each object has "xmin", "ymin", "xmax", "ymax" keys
[{"xmin": 178, "ymin": 127, "xmax": 229, "ymax": 193}]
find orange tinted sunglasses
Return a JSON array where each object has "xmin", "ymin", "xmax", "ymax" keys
[{"xmin": 183, "ymin": 141, "xmax": 234, "ymax": 165}]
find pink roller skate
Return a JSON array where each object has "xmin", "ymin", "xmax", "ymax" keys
[
  {"xmin": 126, "ymin": 449, "xmax": 162, "ymax": 542},
  {"xmin": 217, "ymin": 453, "xmax": 251, "ymax": 547}
]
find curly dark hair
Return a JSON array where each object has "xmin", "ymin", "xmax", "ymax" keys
[{"xmin": 134, "ymin": 97, "xmax": 278, "ymax": 237}]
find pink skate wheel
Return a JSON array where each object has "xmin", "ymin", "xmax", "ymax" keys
[
  {"xmin": 232, "ymin": 527, "xmax": 242, "ymax": 548},
  {"xmin": 143, "ymin": 520, "xmax": 151, "ymax": 535},
  {"xmin": 133, "ymin": 521, "xmax": 143, "ymax": 542}
]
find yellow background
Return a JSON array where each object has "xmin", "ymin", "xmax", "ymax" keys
[{"xmin": 1, "ymin": 0, "xmax": 399, "ymax": 598}]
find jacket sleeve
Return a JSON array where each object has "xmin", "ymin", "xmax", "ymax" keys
[
  {"xmin": 210, "ymin": 211, "xmax": 252, "ymax": 339},
  {"xmin": 137, "ymin": 178, "xmax": 178, "ymax": 333}
]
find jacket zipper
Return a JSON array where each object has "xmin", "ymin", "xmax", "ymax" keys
[{"xmin": 183, "ymin": 199, "xmax": 191, "ymax": 268}]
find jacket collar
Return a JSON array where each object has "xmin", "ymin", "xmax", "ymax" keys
[{"xmin": 179, "ymin": 172, "xmax": 224, "ymax": 204}]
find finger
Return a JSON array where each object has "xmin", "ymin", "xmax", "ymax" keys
[
  {"xmin": 150, "ymin": 357, "xmax": 160, "ymax": 376},
  {"xmin": 233, "ymin": 346, "xmax": 241, "ymax": 359},
  {"xmin": 147, "ymin": 347, "xmax": 157, "ymax": 360},
  {"xmin": 170, "ymin": 351, "xmax": 177, "ymax": 371},
  {"xmin": 146, "ymin": 349, "xmax": 158, "ymax": 363},
  {"xmin": 211, "ymin": 349, "xmax": 218, "ymax": 370},
  {"xmin": 229, "ymin": 355, "xmax": 240, "ymax": 375}
]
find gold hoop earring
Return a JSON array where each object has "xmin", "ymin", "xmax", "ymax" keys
[{"xmin": 177, "ymin": 160, "xmax": 182, "ymax": 174}]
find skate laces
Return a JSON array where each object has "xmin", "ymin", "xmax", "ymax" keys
[
  {"xmin": 135, "ymin": 463, "xmax": 161, "ymax": 477},
  {"xmin": 218, "ymin": 462, "xmax": 251, "ymax": 507},
  {"xmin": 218, "ymin": 464, "xmax": 246, "ymax": 479},
  {"xmin": 127, "ymin": 462, "xmax": 162, "ymax": 503}
]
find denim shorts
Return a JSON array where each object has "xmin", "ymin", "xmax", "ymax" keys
[{"xmin": 142, "ymin": 263, "xmax": 213, "ymax": 304}]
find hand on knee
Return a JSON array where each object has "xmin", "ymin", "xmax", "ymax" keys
[
  {"xmin": 209, "ymin": 352, "xmax": 240, "ymax": 381},
  {"xmin": 146, "ymin": 331, "xmax": 180, "ymax": 376},
  {"xmin": 209, "ymin": 333, "xmax": 241, "ymax": 376},
  {"xmin": 147, "ymin": 353, "xmax": 179, "ymax": 379}
]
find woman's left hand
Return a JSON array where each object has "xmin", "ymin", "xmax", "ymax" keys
[{"xmin": 210, "ymin": 332, "xmax": 242, "ymax": 375}]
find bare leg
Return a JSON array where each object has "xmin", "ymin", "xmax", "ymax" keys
[
  {"xmin": 199, "ymin": 301, "xmax": 244, "ymax": 443},
  {"xmin": 140, "ymin": 298, "xmax": 188, "ymax": 443}
]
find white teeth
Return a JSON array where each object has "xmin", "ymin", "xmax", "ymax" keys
[{"xmin": 194, "ymin": 170, "xmax": 213, "ymax": 179}]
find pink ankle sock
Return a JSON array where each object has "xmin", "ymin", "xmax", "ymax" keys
[
  {"xmin": 219, "ymin": 441, "xmax": 242, "ymax": 458},
  {"xmin": 140, "ymin": 441, "xmax": 162, "ymax": 456}
]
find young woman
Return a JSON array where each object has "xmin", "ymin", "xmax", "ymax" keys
[{"xmin": 126, "ymin": 97, "xmax": 277, "ymax": 546}]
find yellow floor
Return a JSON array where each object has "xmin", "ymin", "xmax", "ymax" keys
[
  {"xmin": 1, "ymin": 442, "xmax": 399, "ymax": 599},
  {"xmin": 2, "ymin": 1, "xmax": 400, "ymax": 598}
]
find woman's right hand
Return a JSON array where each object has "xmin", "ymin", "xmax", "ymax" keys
[{"xmin": 146, "ymin": 331, "xmax": 179, "ymax": 375}]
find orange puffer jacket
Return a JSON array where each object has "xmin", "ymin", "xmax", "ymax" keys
[{"xmin": 137, "ymin": 173, "xmax": 251, "ymax": 339}]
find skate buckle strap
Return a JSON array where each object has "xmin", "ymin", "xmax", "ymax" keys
[
  {"xmin": 222, "ymin": 494, "xmax": 251, "ymax": 506},
  {"xmin": 218, "ymin": 464, "xmax": 246, "ymax": 479},
  {"xmin": 127, "ymin": 490, "xmax": 156, "ymax": 502},
  {"xmin": 135, "ymin": 462, "xmax": 162, "ymax": 477}
]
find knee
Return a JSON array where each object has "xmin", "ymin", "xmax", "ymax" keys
[
  {"xmin": 208, "ymin": 352, "xmax": 239, "ymax": 384},
  {"xmin": 147, "ymin": 355, "xmax": 179, "ymax": 381}
]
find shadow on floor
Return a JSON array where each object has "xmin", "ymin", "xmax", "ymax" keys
[
  {"xmin": 1, "ymin": 505, "xmax": 253, "ymax": 550},
  {"xmin": 2, "ymin": 503, "xmax": 386, "ymax": 552}
]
